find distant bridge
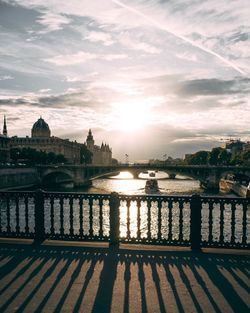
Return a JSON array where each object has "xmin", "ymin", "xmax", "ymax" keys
[{"xmin": 37, "ymin": 164, "xmax": 250, "ymax": 190}]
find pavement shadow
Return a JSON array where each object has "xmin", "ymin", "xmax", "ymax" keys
[{"xmin": 0, "ymin": 243, "xmax": 249, "ymax": 313}]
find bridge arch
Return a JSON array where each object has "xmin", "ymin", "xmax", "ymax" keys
[{"xmin": 41, "ymin": 169, "xmax": 74, "ymax": 186}]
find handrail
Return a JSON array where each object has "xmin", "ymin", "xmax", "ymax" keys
[{"xmin": 0, "ymin": 190, "xmax": 249, "ymax": 249}]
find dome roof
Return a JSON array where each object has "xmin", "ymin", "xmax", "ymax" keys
[{"xmin": 31, "ymin": 117, "xmax": 51, "ymax": 138}]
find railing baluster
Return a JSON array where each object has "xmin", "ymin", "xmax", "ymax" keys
[
  {"xmin": 127, "ymin": 200, "xmax": 131, "ymax": 240},
  {"xmin": 34, "ymin": 189, "xmax": 45, "ymax": 244},
  {"xmin": 69, "ymin": 197, "xmax": 74, "ymax": 236},
  {"xmin": 168, "ymin": 201, "xmax": 173, "ymax": 242},
  {"xmin": 15, "ymin": 196, "xmax": 20, "ymax": 233},
  {"xmin": 208, "ymin": 201, "xmax": 213, "ymax": 243},
  {"xmin": 219, "ymin": 201, "xmax": 224, "ymax": 244},
  {"xmin": 25, "ymin": 196, "xmax": 29, "ymax": 234},
  {"xmin": 137, "ymin": 199, "xmax": 141, "ymax": 240},
  {"xmin": 79, "ymin": 197, "xmax": 83, "ymax": 237},
  {"xmin": 231, "ymin": 202, "xmax": 236, "ymax": 244},
  {"xmin": 0, "ymin": 198, "xmax": 1, "ymax": 233},
  {"xmin": 147, "ymin": 200, "xmax": 151, "ymax": 241},
  {"xmin": 179, "ymin": 201, "xmax": 183, "ymax": 242},
  {"xmin": 6, "ymin": 195, "xmax": 10, "ymax": 233},
  {"xmin": 99, "ymin": 199, "xmax": 103, "ymax": 237},
  {"xmin": 50, "ymin": 197, "xmax": 55, "ymax": 235},
  {"xmin": 242, "ymin": 201, "xmax": 248, "ymax": 246},
  {"xmin": 89, "ymin": 198, "xmax": 93, "ymax": 237},
  {"xmin": 157, "ymin": 200, "xmax": 162, "ymax": 241},
  {"xmin": 60, "ymin": 197, "xmax": 64, "ymax": 236}
]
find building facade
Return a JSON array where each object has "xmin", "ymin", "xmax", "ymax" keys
[
  {"xmin": 0, "ymin": 116, "xmax": 10, "ymax": 163},
  {"xmin": 86, "ymin": 129, "xmax": 112, "ymax": 165},
  {"xmin": 221, "ymin": 139, "xmax": 249, "ymax": 155},
  {"xmin": 11, "ymin": 117, "xmax": 80, "ymax": 164},
  {"xmin": 8, "ymin": 117, "xmax": 112, "ymax": 165}
]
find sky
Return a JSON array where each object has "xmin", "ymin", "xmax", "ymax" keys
[{"xmin": 0, "ymin": 0, "xmax": 249, "ymax": 162}]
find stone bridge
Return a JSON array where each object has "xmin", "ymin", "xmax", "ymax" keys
[{"xmin": 37, "ymin": 164, "xmax": 250, "ymax": 190}]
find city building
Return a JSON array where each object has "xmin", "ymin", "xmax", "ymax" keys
[
  {"xmin": 11, "ymin": 117, "xmax": 81, "ymax": 164},
  {"xmin": 86, "ymin": 129, "xmax": 112, "ymax": 165},
  {"xmin": 8, "ymin": 117, "xmax": 113, "ymax": 165},
  {"xmin": 221, "ymin": 139, "xmax": 245, "ymax": 155},
  {"xmin": 0, "ymin": 116, "xmax": 10, "ymax": 163}
]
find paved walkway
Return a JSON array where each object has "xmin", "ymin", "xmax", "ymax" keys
[{"xmin": 0, "ymin": 240, "xmax": 249, "ymax": 313}]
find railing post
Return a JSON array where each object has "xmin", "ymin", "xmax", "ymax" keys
[
  {"xmin": 34, "ymin": 189, "xmax": 45, "ymax": 245},
  {"xmin": 190, "ymin": 194, "xmax": 202, "ymax": 251},
  {"xmin": 109, "ymin": 192, "xmax": 120, "ymax": 247}
]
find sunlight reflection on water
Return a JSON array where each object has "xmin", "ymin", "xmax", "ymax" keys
[{"xmin": 89, "ymin": 178, "xmax": 201, "ymax": 195}]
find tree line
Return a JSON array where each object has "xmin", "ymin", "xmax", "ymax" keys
[{"xmin": 184, "ymin": 147, "xmax": 250, "ymax": 166}]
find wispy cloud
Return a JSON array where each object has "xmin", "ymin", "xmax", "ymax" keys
[
  {"xmin": 112, "ymin": 0, "xmax": 247, "ymax": 75},
  {"xmin": 45, "ymin": 51, "xmax": 127, "ymax": 66},
  {"xmin": 0, "ymin": 75, "xmax": 14, "ymax": 80},
  {"xmin": 36, "ymin": 11, "xmax": 71, "ymax": 33},
  {"xmin": 85, "ymin": 31, "xmax": 114, "ymax": 46}
]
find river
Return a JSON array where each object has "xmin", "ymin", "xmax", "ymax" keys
[{"xmin": 53, "ymin": 171, "xmax": 233, "ymax": 196}]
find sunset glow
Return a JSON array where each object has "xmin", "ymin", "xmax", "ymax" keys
[
  {"xmin": 0, "ymin": 0, "xmax": 249, "ymax": 161},
  {"xmin": 112, "ymin": 99, "xmax": 152, "ymax": 132}
]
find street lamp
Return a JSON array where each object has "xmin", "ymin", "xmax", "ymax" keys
[{"xmin": 125, "ymin": 154, "xmax": 129, "ymax": 165}]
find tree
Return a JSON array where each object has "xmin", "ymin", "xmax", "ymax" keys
[
  {"xmin": 218, "ymin": 149, "xmax": 231, "ymax": 165},
  {"xmin": 185, "ymin": 150, "xmax": 210, "ymax": 165},
  {"xmin": 10, "ymin": 147, "xmax": 66, "ymax": 165},
  {"xmin": 231, "ymin": 150, "xmax": 250, "ymax": 165},
  {"xmin": 209, "ymin": 147, "xmax": 223, "ymax": 165},
  {"xmin": 112, "ymin": 158, "xmax": 118, "ymax": 165}
]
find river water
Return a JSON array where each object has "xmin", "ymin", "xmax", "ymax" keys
[
  {"xmin": 66, "ymin": 171, "xmax": 228, "ymax": 196},
  {"xmin": 54, "ymin": 172, "xmax": 225, "ymax": 195}
]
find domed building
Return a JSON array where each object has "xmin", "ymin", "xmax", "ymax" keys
[
  {"xmin": 31, "ymin": 117, "xmax": 51, "ymax": 138},
  {"xmin": 9, "ymin": 117, "xmax": 112, "ymax": 165},
  {"xmin": 11, "ymin": 117, "xmax": 80, "ymax": 164}
]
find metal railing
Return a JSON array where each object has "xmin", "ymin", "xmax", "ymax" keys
[{"xmin": 0, "ymin": 190, "xmax": 249, "ymax": 249}]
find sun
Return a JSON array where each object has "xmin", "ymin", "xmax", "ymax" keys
[{"xmin": 112, "ymin": 99, "xmax": 151, "ymax": 132}]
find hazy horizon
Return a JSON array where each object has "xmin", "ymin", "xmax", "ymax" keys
[{"xmin": 0, "ymin": 0, "xmax": 249, "ymax": 161}]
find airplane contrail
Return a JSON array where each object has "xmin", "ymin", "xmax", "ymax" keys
[{"xmin": 112, "ymin": 0, "xmax": 245, "ymax": 75}]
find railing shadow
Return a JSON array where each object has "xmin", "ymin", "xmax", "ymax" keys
[{"xmin": 0, "ymin": 243, "xmax": 249, "ymax": 313}]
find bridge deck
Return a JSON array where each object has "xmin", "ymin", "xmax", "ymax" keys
[{"xmin": 0, "ymin": 240, "xmax": 249, "ymax": 313}]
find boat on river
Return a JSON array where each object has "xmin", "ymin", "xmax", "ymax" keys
[
  {"xmin": 220, "ymin": 175, "xmax": 250, "ymax": 198},
  {"xmin": 145, "ymin": 179, "xmax": 159, "ymax": 193}
]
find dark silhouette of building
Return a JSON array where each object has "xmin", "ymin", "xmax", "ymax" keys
[
  {"xmin": 0, "ymin": 116, "xmax": 10, "ymax": 163},
  {"xmin": 11, "ymin": 117, "xmax": 80, "ymax": 164},
  {"xmin": 9, "ymin": 117, "xmax": 113, "ymax": 165},
  {"xmin": 86, "ymin": 129, "xmax": 112, "ymax": 165}
]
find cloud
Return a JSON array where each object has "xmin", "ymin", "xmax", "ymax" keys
[
  {"xmin": 0, "ymin": 75, "xmax": 14, "ymax": 80},
  {"xmin": 45, "ymin": 51, "xmax": 97, "ymax": 66},
  {"xmin": 36, "ymin": 11, "xmax": 71, "ymax": 33},
  {"xmin": 118, "ymin": 32, "xmax": 162, "ymax": 54},
  {"xmin": 1, "ymin": 1, "xmax": 250, "ymax": 159},
  {"xmin": 39, "ymin": 88, "xmax": 51, "ymax": 93},
  {"xmin": 45, "ymin": 51, "xmax": 127, "ymax": 66},
  {"xmin": 140, "ymin": 75, "xmax": 250, "ymax": 98},
  {"xmin": 176, "ymin": 77, "xmax": 250, "ymax": 96},
  {"xmin": 85, "ymin": 31, "xmax": 114, "ymax": 46},
  {"xmin": 112, "ymin": 0, "xmax": 247, "ymax": 75}
]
